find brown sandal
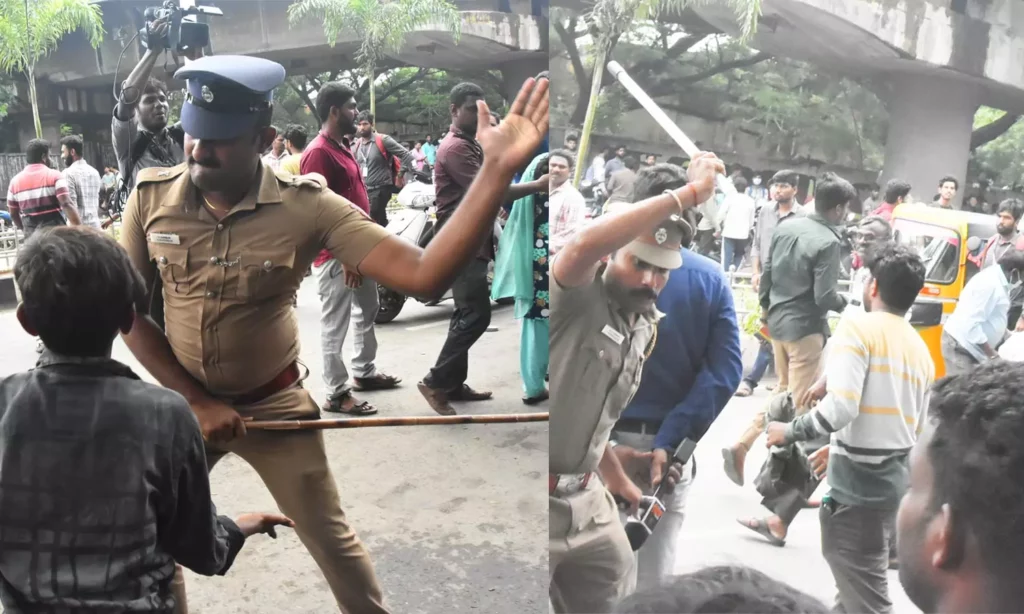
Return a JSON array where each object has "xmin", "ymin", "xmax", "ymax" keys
[
  {"xmin": 352, "ymin": 372, "xmax": 402, "ymax": 391},
  {"xmin": 323, "ymin": 391, "xmax": 378, "ymax": 416}
]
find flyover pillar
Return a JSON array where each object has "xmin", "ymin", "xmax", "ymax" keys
[
  {"xmin": 499, "ymin": 57, "xmax": 547, "ymax": 104},
  {"xmin": 880, "ymin": 74, "xmax": 981, "ymax": 209}
]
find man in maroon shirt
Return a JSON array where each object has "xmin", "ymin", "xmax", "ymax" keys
[
  {"xmin": 301, "ymin": 82, "xmax": 401, "ymax": 415},
  {"xmin": 418, "ymin": 82, "xmax": 548, "ymax": 415}
]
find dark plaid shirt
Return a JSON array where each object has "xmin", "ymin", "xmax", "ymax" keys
[{"xmin": 0, "ymin": 352, "xmax": 244, "ymax": 613}]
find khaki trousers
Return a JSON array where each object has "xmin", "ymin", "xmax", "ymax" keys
[
  {"xmin": 195, "ymin": 383, "xmax": 388, "ymax": 613},
  {"xmin": 550, "ymin": 482, "xmax": 635, "ymax": 613},
  {"xmin": 738, "ymin": 333, "xmax": 824, "ymax": 449}
]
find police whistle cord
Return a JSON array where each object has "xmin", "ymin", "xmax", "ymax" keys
[
  {"xmin": 605, "ymin": 60, "xmax": 736, "ymax": 197},
  {"xmin": 245, "ymin": 412, "xmax": 549, "ymax": 431}
]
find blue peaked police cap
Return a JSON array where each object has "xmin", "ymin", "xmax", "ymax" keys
[{"xmin": 174, "ymin": 55, "xmax": 286, "ymax": 140}]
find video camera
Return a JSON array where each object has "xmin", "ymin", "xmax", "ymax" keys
[{"xmin": 141, "ymin": 0, "xmax": 223, "ymax": 54}]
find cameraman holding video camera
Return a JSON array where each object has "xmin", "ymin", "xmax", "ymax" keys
[
  {"xmin": 112, "ymin": 18, "xmax": 193, "ymax": 188},
  {"xmin": 112, "ymin": 16, "xmax": 203, "ymax": 329}
]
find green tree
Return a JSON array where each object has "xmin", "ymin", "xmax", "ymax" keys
[
  {"xmin": 970, "ymin": 106, "xmax": 1024, "ymax": 190},
  {"xmin": 0, "ymin": 0, "xmax": 103, "ymax": 138},
  {"xmin": 570, "ymin": 0, "xmax": 762, "ymax": 185},
  {"xmin": 288, "ymin": 0, "xmax": 461, "ymax": 116}
]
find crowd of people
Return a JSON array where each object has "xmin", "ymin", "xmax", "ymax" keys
[
  {"xmin": 0, "ymin": 22, "xmax": 551, "ymax": 611},
  {"xmin": 549, "ymin": 135, "xmax": 1024, "ymax": 614}
]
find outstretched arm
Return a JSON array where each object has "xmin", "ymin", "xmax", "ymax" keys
[
  {"xmin": 355, "ymin": 78, "xmax": 550, "ymax": 299},
  {"xmin": 553, "ymin": 155, "xmax": 723, "ymax": 290}
]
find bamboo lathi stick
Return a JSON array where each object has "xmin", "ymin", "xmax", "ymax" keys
[{"xmin": 245, "ymin": 412, "xmax": 549, "ymax": 431}]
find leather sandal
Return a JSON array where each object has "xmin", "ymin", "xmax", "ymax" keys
[{"xmin": 352, "ymin": 372, "xmax": 402, "ymax": 391}]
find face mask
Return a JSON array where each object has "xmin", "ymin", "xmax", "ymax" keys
[{"xmin": 753, "ymin": 177, "xmax": 762, "ymax": 186}]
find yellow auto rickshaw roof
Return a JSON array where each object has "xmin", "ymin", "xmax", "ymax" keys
[{"xmin": 891, "ymin": 202, "xmax": 998, "ymax": 239}]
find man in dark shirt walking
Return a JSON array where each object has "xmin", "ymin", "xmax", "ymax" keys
[
  {"xmin": 727, "ymin": 172, "xmax": 856, "ymax": 545},
  {"xmin": 418, "ymin": 82, "xmax": 548, "ymax": 415},
  {"xmin": 0, "ymin": 226, "xmax": 291, "ymax": 613},
  {"xmin": 354, "ymin": 111, "xmax": 415, "ymax": 226}
]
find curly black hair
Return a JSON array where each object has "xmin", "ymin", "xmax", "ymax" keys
[
  {"xmin": 864, "ymin": 242, "xmax": 924, "ymax": 312},
  {"xmin": 615, "ymin": 565, "xmax": 828, "ymax": 613},
  {"xmin": 928, "ymin": 360, "xmax": 1024, "ymax": 577}
]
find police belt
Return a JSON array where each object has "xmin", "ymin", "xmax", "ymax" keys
[{"xmin": 230, "ymin": 361, "xmax": 301, "ymax": 406}]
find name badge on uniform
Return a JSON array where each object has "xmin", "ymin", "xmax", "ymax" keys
[
  {"xmin": 148, "ymin": 232, "xmax": 181, "ymax": 245},
  {"xmin": 361, "ymin": 166, "xmax": 368, "ymax": 178},
  {"xmin": 601, "ymin": 324, "xmax": 625, "ymax": 345}
]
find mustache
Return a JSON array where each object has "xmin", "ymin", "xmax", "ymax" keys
[
  {"xmin": 188, "ymin": 157, "xmax": 220, "ymax": 169},
  {"xmin": 630, "ymin": 288, "xmax": 657, "ymax": 301}
]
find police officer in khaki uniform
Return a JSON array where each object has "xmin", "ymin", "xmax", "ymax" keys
[
  {"xmin": 549, "ymin": 154, "xmax": 724, "ymax": 613},
  {"xmin": 118, "ymin": 55, "xmax": 549, "ymax": 613}
]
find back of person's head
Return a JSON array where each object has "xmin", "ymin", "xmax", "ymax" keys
[
  {"xmin": 14, "ymin": 227, "xmax": 146, "ymax": 357},
  {"xmin": 623, "ymin": 155, "xmax": 640, "ymax": 171},
  {"xmin": 315, "ymin": 81, "xmax": 357, "ymax": 123},
  {"xmin": 616, "ymin": 565, "xmax": 829, "ymax": 613},
  {"xmin": 283, "ymin": 124, "xmax": 308, "ymax": 150},
  {"xmin": 450, "ymin": 82, "xmax": 485, "ymax": 107},
  {"xmin": 814, "ymin": 172, "xmax": 857, "ymax": 215},
  {"xmin": 732, "ymin": 175, "xmax": 748, "ymax": 192},
  {"xmin": 998, "ymin": 248, "xmax": 1024, "ymax": 275},
  {"xmin": 865, "ymin": 242, "xmax": 925, "ymax": 312},
  {"xmin": 884, "ymin": 178, "xmax": 912, "ymax": 204},
  {"xmin": 26, "ymin": 139, "xmax": 50, "ymax": 164},
  {"xmin": 997, "ymin": 198, "xmax": 1024, "ymax": 222}
]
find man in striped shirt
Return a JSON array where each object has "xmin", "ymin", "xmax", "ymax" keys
[
  {"xmin": 766, "ymin": 243, "xmax": 934, "ymax": 614},
  {"xmin": 6, "ymin": 139, "xmax": 80, "ymax": 238}
]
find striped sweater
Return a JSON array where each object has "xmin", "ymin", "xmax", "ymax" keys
[{"xmin": 785, "ymin": 311, "xmax": 934, "ymax": 509}]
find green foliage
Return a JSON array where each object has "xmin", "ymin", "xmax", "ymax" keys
[
  {"xmin": 0, "ymin": 0, "xmax": 103, "ymax": 74},
  {"xmin": 971, "ymin": 106, "xmax": 1024, "ymax": 189},
  {"xmin": 556, "ymin": 16, "xmax": 889, "ymax": 172},
  {"xmin": 0, "ymin": 0, "xmax": 104, "ymax": 137},
  {"xmin": 288, "ymin": 0, "xmax": 461, "ymax": 113}
]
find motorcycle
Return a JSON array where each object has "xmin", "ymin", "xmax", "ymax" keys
[{"xmin": 374, "ymin": 171, "xmax": 509, "ymax": 324}]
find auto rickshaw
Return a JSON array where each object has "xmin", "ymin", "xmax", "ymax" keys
[{"xmin": 891, "ymin": 203, "xmax": 998, "ymax": 378}]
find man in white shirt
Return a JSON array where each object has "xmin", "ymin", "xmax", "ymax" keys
[
  {"xmin": 261, "ymin": 127, "xmax": 288, "ymax": 170},
  {"xmin": 549, "ymin": 149, "xmax": 586, "ymax": 255},
  {"xmin": 942, "ymin": 249, "xmax": 1024, "ymax": 374},
  {"xmin": 717, "ymin": 176, "xmax": 757, "ymax": 271}
]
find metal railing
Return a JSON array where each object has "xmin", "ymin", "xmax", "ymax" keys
[
  {"xmin": 0, "ymin": 223, "xmax": 123, "ymax": 277},
  {"xmin": 0, "ymin": 225, "xmax": 21, "ymax": 276}
]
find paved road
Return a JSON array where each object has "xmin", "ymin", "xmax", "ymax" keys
[
  {"xmin": 0, "ymin": 278, "xmax": 547, "ymax": 614},
  {"xmin": 674, "ymin": 384, "xmax": 920, "ymax": 613}
]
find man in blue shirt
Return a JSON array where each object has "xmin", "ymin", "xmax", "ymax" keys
[
  {"xmin": 610, "ymin": 164, "xmax": 743, "ymax": 590},
  {"xmin": 942, "ymin": 248, "xmax": 1024, "ymax": 374}
]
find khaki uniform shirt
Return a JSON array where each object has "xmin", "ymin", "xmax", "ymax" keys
[
  {"xmin": 549, "ymin": 268, "xmax": 659, "ymax": 476},
  {"xmin": 120, "ymin": 163, "xmax": 390, "ymax": 396}
]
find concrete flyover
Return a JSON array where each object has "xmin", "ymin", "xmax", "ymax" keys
[
  {"xmin": 5, "ymin": 0, "xmax": 546, "ymax": 151},
  {"xmin": 39, "ymin": 0, "xmax": 546, "ymax": 99},
  {"xmin": 558, "ymin": 0, "xmax": 1024, "ymax": 207}
]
